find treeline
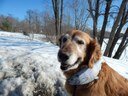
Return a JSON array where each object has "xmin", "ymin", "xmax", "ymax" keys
[
  {"xmin": 0, "ymin": 9, "xmax": 73, "ymax": 36},
  {"xmin": 0, "ymin": 15, "xmax": 20, "ymax": 32}
]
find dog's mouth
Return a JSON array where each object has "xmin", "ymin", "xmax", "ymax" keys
[{"xmin": 60, "ymin": 58, "xmax": 81, "ymax": 71}]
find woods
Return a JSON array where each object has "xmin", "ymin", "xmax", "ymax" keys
[{"xmin": 0, "ymin": 0, "xmax": 128, "ymax": 59}]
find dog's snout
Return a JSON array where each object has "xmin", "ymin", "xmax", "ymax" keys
[{"xmin": 58, "ymin": 51, "xmax": 69, "ymax": 62}]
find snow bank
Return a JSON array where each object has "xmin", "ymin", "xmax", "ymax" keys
[{"xmin": 0, "ymin": 31, "xmax": 67, "ymax": 96}]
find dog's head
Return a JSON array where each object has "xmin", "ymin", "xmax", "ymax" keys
[{"xmin": 58, "ymin": 30, "xmax": 101, "ymax": 71}]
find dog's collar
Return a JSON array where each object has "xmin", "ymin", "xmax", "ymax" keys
[{"xmin": 67, "ymin": 57, "xmax": 104, "ymax": 85}]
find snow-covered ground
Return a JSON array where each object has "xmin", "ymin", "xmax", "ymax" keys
[
  {"xmin": 0, "ymin": 31, "xmax": 127, "ymax": 96},
  {"xmin": 0, "ymin": 31, "xmax": 67, "ymax": 96}
]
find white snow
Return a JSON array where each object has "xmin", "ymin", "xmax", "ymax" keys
[
  {"xmin": 0, "ymin": 31, "xmax": 127, "ymax": 96},
  {"xmin": 0, "ymin": 31, "xmax": 67, "ymax": 96}
]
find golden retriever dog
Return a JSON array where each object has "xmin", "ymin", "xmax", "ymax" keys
[{"xmin": 58, "ymin": 30, "xmax": 128, "ymax": 96}]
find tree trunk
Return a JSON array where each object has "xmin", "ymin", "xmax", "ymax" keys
[
  {"xmin": 74, "ymin": 3, "xmax": 79, "ymax": 30},
  {"xmin": 108, "ymin": 24, "xmax": 124, "ymax": 57},
  {"xmin": 104, "ymin": 0, "xmax": 127, "ymax": 56},
  {"xmin": 87, "ymin": 0, "xmax": 99, "ymax": 38},
  {"xmin": 93, "ymin": 20, "xmax": 97, "ymax": 38},
  {"xmin": 94, "ymin": 0, "xmax": 100, "ymax": 38},
  {"xmin": 59, "ymin": 0, "xmax": 63, "ymax": 35},
  {"xmin": 113, "ymin": 40, "xmax": 128, "ymax": 59},
  {"xmin": 113, "ymin": 28, "xmax": 128, "ymax": 59},
  {"xmin": 108, "ymin": 6, "xmax": 127, "ymax": 57},
  {"xmin": 99, "ymin": 0, "xmax": 112, "ymax": 45},
  {"xmin": 52, "ymin": 0, "xmax": 60, "ymax": 43}
]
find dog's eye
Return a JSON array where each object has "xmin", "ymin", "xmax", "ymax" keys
[
  {"xmin": 62, "ymin": 37, "xmax": 68, "ymax": 43},
  {"xmin": 77, "ymin": 40, "xmax": 84, "ymax": 45}
]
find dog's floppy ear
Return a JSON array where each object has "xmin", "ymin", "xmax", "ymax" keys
[{"xmin": 86, "ymin": 39, "xmax": 101, "ymax": 68}]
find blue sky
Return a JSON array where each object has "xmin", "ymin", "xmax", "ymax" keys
[
  {"xmin": 0, "ymin": 0, "xmax": 122, "ymax": 21},
  {"xmin": 0, "ymin": 0, "xmax": 47, "ymax": 20},
  {"xmin": 0, "ymin": 0, "xmax": 126, "ymax": 32}
]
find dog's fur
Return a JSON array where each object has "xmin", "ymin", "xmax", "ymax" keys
[{"xmin": 58, "ymin": 30, "xmax": 128, "ymax": 96}]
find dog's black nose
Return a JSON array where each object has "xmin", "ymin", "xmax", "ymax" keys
[{"xmin": 58, "ymin": 51, "xmax": 69, "ymax": 62}]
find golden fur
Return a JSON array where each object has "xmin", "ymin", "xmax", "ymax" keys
[{"xmin": 58, "ymin": 30, "xmax": 128, "ymax": 96}]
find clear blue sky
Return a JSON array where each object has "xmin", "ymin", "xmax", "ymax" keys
[
  {"xmin": 0, "ymin": 0, "xmax": 125, "ymax": 32},
  {"xmin": 0, "ymin": 0, "xmax": 47, "ymax": 20},
  {"xmin": 0, "ymin": 0, "xmax": 122, "ymax": 21}
]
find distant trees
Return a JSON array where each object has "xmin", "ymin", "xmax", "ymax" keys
[
  {"xmin": 25, "ymin": 10, "xmax": 42, "ymax": 39},
  {"xmin": 42, "ymin": 10, "xmax": 73, "ymax": 43},
  {"xmin": 52, "ymin": 0, "xmax": 63, "ymax": 43},
  {"xmin": 0, "ymin": 15, "xmax": 19, "ymax": 32},
  {"xmin": 1, "ymin": 18, "xmax": 12, "ymax": 31},
  {"xmin": 42, "ymin": 12, "xmax": 56, "ymax": 43},
  {"xmin": 87, "ymin": 0, "xmax": 100, "ymax": 38},
  {"xmin": 71, "ymin": 0, "xmax": 89, "ymax": 31}
]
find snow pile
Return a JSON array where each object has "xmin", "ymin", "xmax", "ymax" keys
[{"xmin": 0, "ymin": 31, "xmax": 66, "ymax": 96}]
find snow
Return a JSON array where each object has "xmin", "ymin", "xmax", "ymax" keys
[
  {"xmin": 101, "ymin": 39, "xmax": 128, "ymax": 62},
  {"xmin": 0, "ymin": 31, "xmax": 127, "ymax": 96},
  {"xmin": 0, "ymin": 31, "xmax": 67, "ymax": 96}
]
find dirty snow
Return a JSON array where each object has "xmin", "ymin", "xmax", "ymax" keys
[{"xmin": 0, "ymin": 31, "xmax": 67, "ymax": 96}]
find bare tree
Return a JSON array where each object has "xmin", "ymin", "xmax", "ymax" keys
[
  {"xmin": 99, "ymin": 0, "xmax": 112, "ymax": 45},
  {"xmin": 108, "ymin": 6, "xmax": 128, "ymax": 57},
  {"xmin": 70, "ymin": 0, "xmax": 89, "ymax": 31},
  {"xmin": 25, "ymin": 10, "xmax": 42, "ymax": 39},
  {"xmin": 52, "ymin": 0, "xmax": 59, "ymax": 39},
  {"xmin": 87, "ymin": 0, "xmax": 128, "ymax": 59},
  {"xmin": 60, "ymin": 0, "xmax": 63, "ymax": 34},
  {"xmin": 26, "ymin": 10, "xmax": 33, "ymax": 39},
  {"xmin": 42, "ymin": 12, "xmax": 56, "ymax": 43},
  {"xmin": 32, "ymin": 11, "xmax": 41, "ymax": 34},
  {"xmin": 87, "ymin": 0, "xmax": 100, "ymax": 38},
  {"xmin": 52, "ymin": 0, "xmax": 63, "ymax": 43},
  {"xmin": 104, "ymin": 0, "xmax": 127, "ymax": 56},
  {"xmin": 113, "ymin": 28, "xmax": 128, "ymax": 59}
]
